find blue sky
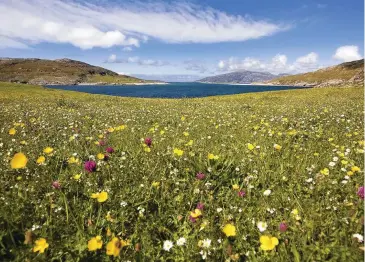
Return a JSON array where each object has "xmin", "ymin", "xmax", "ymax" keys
[{"xmin": 0, "ymin": 0, "xmax": 363, "ymax": 76}]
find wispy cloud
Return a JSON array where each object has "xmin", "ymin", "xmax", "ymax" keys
[
  {"xmin": 0, "ymin": 0, "xmax": 289, "ymax": 49},
  {"xmin": 295, "ymin": 52, "xmax": 318, "ymax": 65},
  {"xmin": 122, "ymin": 47, "xmax": 133, "ymax": 52},
  {"xmin": 317, "ymin": 4, "xmax": 327, "ymax": 9},
  {"xmin": 106, "ymin": 54, "xmax": 169, "ymax": 67},
  {"xmin": 183, "ymin": 60, "xmax": 209, "ymax": 73},
  {"xmin": 0, "ymin": 36, "xmax": 28, "ymax": 49}
]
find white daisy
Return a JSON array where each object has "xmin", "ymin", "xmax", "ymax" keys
[
  {"xmin": 306, "ymin": 178, "xmax": 313, "ymax": 183},
  {"xmin": 353, "ymin": 233, "xmax": 364, "ymax": 243},
  {"xmin": 201, "ymin": 238, "xmax": 211, "ymax": 249},
  {"xmin": 329, "ymin": 162, "xmax": 336, "ymax": 167},
  {"xmin": 176, "ymin": 237, "xmax": 186, "ymax": 246},
  {"xmin": 263, "ymin": 189, "xmax": 271, "ymax": 196},
  {"xmin": 163, "ymin": 240, "xmax": 173, "ymax": 251},
  {"xmin": 257, "ymin": 221, "xmax": 268, "ymax": 232}
]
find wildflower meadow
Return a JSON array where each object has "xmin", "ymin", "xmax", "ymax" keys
[{"xmin": 0, "ymin": 83, "xmax": 364, "ymax": 261}]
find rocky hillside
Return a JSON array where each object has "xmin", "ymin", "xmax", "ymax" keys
[
  {"xmin": 0, "ymin": 58, "xmax": 146, "ymax": 85},
  {"xmin": 197, "ymin": 71, "xmax": 282, "ymax": 84},
  {"xmin": 266, "ymin": 59, "xmax": 364, "ymax": 87}
]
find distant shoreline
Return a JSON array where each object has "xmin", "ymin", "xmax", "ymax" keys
[
  {"xmin": 196, "ymin": 81, "xmax": 312, "ymax": 87},
  {"xmin": 47, "ymin": 82, "xmax": 169, "ymax": 86}
]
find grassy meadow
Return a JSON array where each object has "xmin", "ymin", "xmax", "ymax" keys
[
  {"xmin": 0, "ymin": 83, "xmax": 364, "ymax": 261},
  {"xmin": 86, "ymin": 75, "xmax": 148, "ymax": 84},
  {"xmin": 269, "ymin": 59, "xmax": 364, "ymax": 86}
]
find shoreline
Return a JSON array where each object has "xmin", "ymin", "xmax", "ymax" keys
[
  {"xmin": 196, "ymin": 81, "xmax": 312, "ymax": 87},
  {"xmin": 46, "ymin": 82, "xmax": 169, "ymax": 86}
]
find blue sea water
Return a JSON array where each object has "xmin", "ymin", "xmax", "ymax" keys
[{"xmin": 47, "ymin": 82, "xmax": 308, "ymax": 98}]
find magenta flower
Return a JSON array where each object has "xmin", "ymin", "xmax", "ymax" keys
[
  {"xmin": 196, "ymin": 172, "xmax": 205, "ymax": 180},
  {"xmin": 106, "ymin": 147, "xmax": 114, "ymax": 154},
  {"xmin": 357, "ymin": 186, "xmax": 364, "ymax": 200},
  {"xmin": 52, "ymin": 181, "xmax": 61, "ymax": 190},
  {"xmin": 144, "ymin": 137, "xmax": 152, "ymax": 147},
  {"xmin": 189, "ymin": 216, "xmax": 197, "ymax": 223},
  {"xmin": 279, "ymin": 222, "xmax": 288, "ymax": 232},
  {"xmin": 238, "ymin": 190, "xmax": 246, "ymax": 197},
  {"xmin": 98, "ymin": 140, "xmax": 106, "ymax": 146},
  {"xmin": 196, "ymin": 202, "xmax": 204, "ymax": 210},
  {"xmin": 84, "ymin": 161, "xmax": 96, "ymax": 173}
]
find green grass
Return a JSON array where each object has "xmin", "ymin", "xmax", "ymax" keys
[
  {"xmin": 274, "ymin": 70, "xmax": 356, "ymax": 83},
  {"xmin": 0, "ymin": 58, "xmax": 147, "ymax": 84},
  {"xmin": 271, "ymin": 59, "xmax": 364, "ymax": 85},
  {"xmin": 0, "ymin": 82, "xmax": 363, "ymax": 261},
  {"xmin": 86, "ymin": 74, "xmax": 147, "ymax": 84},
  {"xmin": 272, "ymin": 69, "xmax": 361, "ymax": 84}
]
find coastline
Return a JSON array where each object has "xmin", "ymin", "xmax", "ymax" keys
[
  {"xmin": 47, "ymin": 82, "xmax": 169, "ymax": 86},
  {"xmin": 196, "ymin": 81, "xmax": 312, "ymax": 87}
]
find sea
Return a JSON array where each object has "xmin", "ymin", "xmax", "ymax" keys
[{"xmin": 47, "ymin": 82, "xmax": 308, "ymax": 98}]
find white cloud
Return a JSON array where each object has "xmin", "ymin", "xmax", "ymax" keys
[
  {"xmin": 218, "ymin": 60, "xmax": 225, "ymax": 69},
  {"xmin": 333, "ymin": 45, "xmax": 362, "ymax": 62},
  {"xmin": 127, "ymin": 57, "xmax": 140, "ymax": 63},
  {"xmin": 218, "ymin": 52, "xmax": 320, "ymax": 74},
  {"xmin": 0, "ymin": 3, "xmax": 140, "ymax": 50},
  {"xmin": 296, "ymin": 52, "xmax": 318, "ymax": 64},
  {"xmin": 105, "ymin": 55, "xmax": 169, "ymax": 67},
  {"xmin": 118, "ymin": 72, "xmax": 131, "ymax": 76},
  {"xmin": 122, "ymin": 47, "xmax": 133, "ymax": 52},
  {"xmin": 0, "ymin": 0, "xmax": 288, "ymax": 49},
  {"xmin": 272, "ymin": 54, "xmax": 288, "ymax": 67},
  {"xmin": 107, "ymin": 54, "xmax": 117, "ymax": 63}
]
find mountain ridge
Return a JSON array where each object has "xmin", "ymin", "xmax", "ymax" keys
[{"xmin": 196, "ymin": 70, "xmax": 284, "ymax": 84}]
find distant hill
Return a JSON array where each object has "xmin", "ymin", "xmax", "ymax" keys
[
  {"xmin": 0, "ymin": 58, "xmax": 146, "ymax": 85},
  {"xmin": 266, "ymin": 59, "xmax": 364, "ymax": 87},
  {"xmin": 197, "ymin": 71, "xmax": 281, "ymax": 84}
]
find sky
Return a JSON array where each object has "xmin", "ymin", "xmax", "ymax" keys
[{"xmin": 0, "ymin": 0, "xmax": 363, "ymax": 78}]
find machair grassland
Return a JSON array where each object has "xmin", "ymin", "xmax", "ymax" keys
[{"xmin": 0, "ymin": 83, "xmax": 363, "ymax": 261}]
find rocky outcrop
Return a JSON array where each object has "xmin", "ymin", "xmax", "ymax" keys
[{"xmin": 349, "ymin": 68, "xmax": 364, "ymax": 83}]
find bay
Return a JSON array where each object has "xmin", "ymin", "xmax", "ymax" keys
[{"xmin": 47, "ymin": 82, "xmax": 308, "ymax": 98}]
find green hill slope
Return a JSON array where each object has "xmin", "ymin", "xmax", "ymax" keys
[
  {"xmin": 0, "ymin": 58, "xmax": 146, "ymax": 85},
  {"xmin": 267, "ymin": 59, "xmax": 364, "ymax": 87}
]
